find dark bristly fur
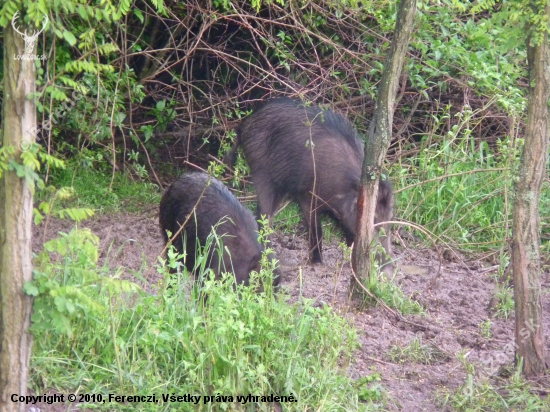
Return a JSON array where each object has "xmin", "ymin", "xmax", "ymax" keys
[
  {"xmin": 159, "ymin": 172, "xmax": 280, "ymax": 287},
  {"xmin": 226, "ymin": 98, "xmax": 394, "ymax": 271}
]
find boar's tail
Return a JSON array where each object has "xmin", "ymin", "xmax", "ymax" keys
[{"xmin": 224, "ymin": 139, "xmax": 240, "ymax": 170}]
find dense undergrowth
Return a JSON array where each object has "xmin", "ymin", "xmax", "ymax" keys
[
  {"xmin": 29, "ymin": 227, "xmax": 382, "ymax": 411},
  {"xmin": 0, "ymin": 0, "xmax": 530, "ymax": 176},
  {"xmin": 393, "ymin": 120, "xmax": 550, "ymax": 257}
]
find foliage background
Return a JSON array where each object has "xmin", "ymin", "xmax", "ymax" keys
[{"xmin": 2, "ymin": 0, "xmax": 537, "ymax": 250}]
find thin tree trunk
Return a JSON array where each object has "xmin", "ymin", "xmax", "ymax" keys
[
  {"xmin": 0, "ymin": 24, "xmax": 36, "ymax": 411},
  {"xmin": 351, "ymin": 0, "xmax": 416, "ymax": 295},
  {"xmin": 511, "ymin": 4, "xmax": 550, "ymax": 376}
]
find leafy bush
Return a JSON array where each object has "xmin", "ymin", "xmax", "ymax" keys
[{"xmin": 26, "ymin": 228, "xmax": 139, "ymax": 337}]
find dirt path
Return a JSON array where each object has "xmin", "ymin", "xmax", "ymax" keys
[{"xmin": 32, "ymin": 212, "xmax": 550, "ymax": 411}]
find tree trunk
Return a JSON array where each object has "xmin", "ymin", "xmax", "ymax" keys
[
  {"xmin": 0, "ymin": 24, "xmax": 36, "ymax": 411},
  {"xmin": 511, "ymin": 5, "xmax": 550, "ymax": 376},
  {"xmin": 351, "ymin": 0, "xmax": 416, "ymax": 296}
]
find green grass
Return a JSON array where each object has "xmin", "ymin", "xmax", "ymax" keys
[
  {"xmin": 28, "ymin": 227, "xmax": 384, "ymax": 411},
  {"xmin": 395, "ymin": 138, "xmax": 512, "ymax": 251},
  {"xmin": 479, "ymin": 319, "xmax": 492, "ymax": 339},
  {"xmin": 490, "ymin": 255, "xmax": 515, "ymax": 319},
  {"xmin": 387, "ymin": 336, "xmax": 450, "ymax": 365},
  {"xmin": 391, "ymin": 132, "xmax": 550, "ymax": 253},
  {"xmin": 362, "ymin": 265, "xmax": 423, "ymax": 316},
  {"xmin": 272, "ymin": 202, "xmax": 303, "ymax": 234},
  {"xmin": 439, "ymin": 358, "xmax": 550, "ymax": 411},
  {"xmin": 493, "ymin": 283, "xmax": 515, "ymax": 319},
  {"xmin": 41, "ymin": 162, "xmax": 161, "ymax": 213},
  {"xmin": 393, "ymin": 116, "xmax": 550, "ymax": 254}
]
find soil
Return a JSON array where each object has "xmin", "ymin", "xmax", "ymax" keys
[{"xmin": 29, "ymin": 211, "xmax": 550, "ymax": 412}]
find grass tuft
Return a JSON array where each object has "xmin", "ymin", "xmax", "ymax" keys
[{"xmin": 387, "ymin": 336, "xmax": 450, "ymax": 365}]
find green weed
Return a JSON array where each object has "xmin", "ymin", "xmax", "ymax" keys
[
  {"xmin": 394, "ymin": 109, "xmax": 535, "ymax": 253},
  {"xmin": 272, "ymin": 202, "xmax": 303, "ymax": 235},
  {"xmin": 363, "ymin": 260, "xmax": 423, "ymax": 316},
  {"xmin": 439, "ymin": 359, "xmax": 550, "ymax": 411},
  {"xmin": 494, "ymin": 284, "xmax": 515, "ymax": 319},
  {"xmin": 270, "ymin": 202, "xmax": 348, "ymax": 247},
  {"xmin": 479, "ymin": 319, "xmax": 492, "ymax": 339},
  {"xmin": 29, "ymin": 226, "xmax": 382, "ymax": 411},
  {"xmin": 353, "ymin": 373, "xmax": 386, "ymax": 403},
  {"xmin": 489, "ymin": 255, "xmax": 515, "ymax": 319},
  {"xmin": 387, "ymin": 336, "xmax": 449, "ymax": 365}
]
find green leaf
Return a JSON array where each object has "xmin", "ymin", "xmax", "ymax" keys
[
  {"xmin": 21, "ymin": 150, "xmax": 41, "ymax": 171},
  {"xmin": 33, "ymin": 209, "xmax": 44, "ymax": 225},
  {"xmin": 56, "ymin": 187, "xmax": 75, "ymax": 200},
  {"xmin": 141, "ymin": 125, "xmax": 154, "ymax": 142},
  {"xmin": 55, "ymin": 208, "xmax": 95, "ymax": 222},
  {"xmin": 38, "ymin": 152, "xmax": 66, "ymax": 169},
  {"xmin": 54, "ymin": 296, "xmax": 68, "ymax": 313},
  {"xmin": 63, "ymin": 30, "xmax": 77, "ymax": 46},
  {"xmin": 77, "ymin": 5, "xmax": 87, "ymax": 20},
  {"xmin": 134, "ymin": 9, "xmax": 144, "ymax": 23},
  {"xmin": 24, "ymin": 282, "xmax": 40, "ymax": 296},
  {"xmin": 38, "ymin": 201, "xmax": 51, "ymax": 214},
  {"xmin": 65, "ymin": 300, "xmax": 76, "ymax": 314}
]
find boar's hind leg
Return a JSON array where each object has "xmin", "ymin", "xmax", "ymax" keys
[
  {"xmin": 299, "ymin": 197, "xmax": 323, "ymax": 264},
  {"xmin": 254, "ymin": 181, "xmax": 283, "ymax": 225}
]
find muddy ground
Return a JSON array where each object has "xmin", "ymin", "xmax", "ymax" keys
[{"xmin": 30, "ymin": 210, "xmax": 550, "ymax": 411}]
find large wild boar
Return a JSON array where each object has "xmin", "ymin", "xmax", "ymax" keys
[
  {"xmin": 159, "ymin": 172, "xmax": 280, "ymax": 287},
  {"xmin": 225, "ymin": 98, "xmax": 393, "ymax": 271}
]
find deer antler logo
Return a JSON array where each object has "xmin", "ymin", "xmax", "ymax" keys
[{"xmin": 12, "ymin": 11, "xmax": 48, "ymax": 56}]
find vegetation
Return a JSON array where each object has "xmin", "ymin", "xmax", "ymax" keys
[
  {"xmin": 0, "ymin": 0, "xmax": 531, "ymax": 172},
  {"xmin": 0, "ymin": 0, "xmax": 549, "ymax": 409},
  {"xmin": 363, "ymin": 266, "xmax": 423, "ymax": 315},
  {"xmin": 1, "ymin": 0, "xmax": 542, "ymax": 248},
  {"xmin": 28, "ymin": 228, "xmax": 380, "ymax": 411},
  {"xmin": 440, "ymin": 358, "xmax": 550, "ymax": 411},
  {"xmin": 387, "ymin": 336, "xmax": 450, "ymax": 365},
  {"xmin": 43, "ymin": 161, "xmax": 160, "ymax": 213},
  {"xmin": 479, "ymin": 319, "xmax": 492, "ymax": 339}
]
